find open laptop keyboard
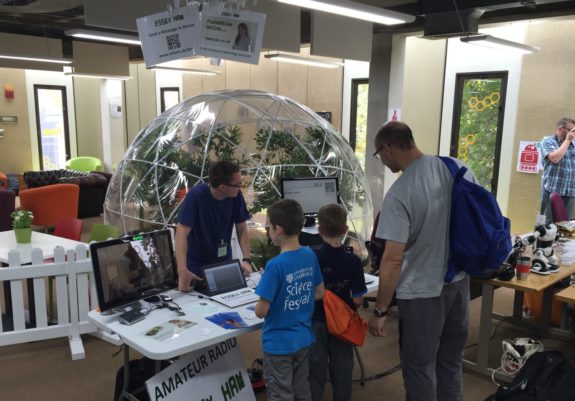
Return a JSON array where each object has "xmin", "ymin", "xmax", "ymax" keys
[{"xmin": 211, "ymin": 288, "xmax": 259, "ymax": 308}]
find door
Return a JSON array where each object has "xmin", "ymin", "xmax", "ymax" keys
[
  {"xmin": 34, "ymin": 85, "xmax": 71, "ymax": 170},
  {"xmin": 450, "ymin": 72, "xmax": 507, "ymax": 195}
]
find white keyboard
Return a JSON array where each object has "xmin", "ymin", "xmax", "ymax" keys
[{"xmin": 210, "ymin": 288, "xmax": 259, "ymax": 308}]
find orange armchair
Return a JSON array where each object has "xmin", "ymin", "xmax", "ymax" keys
[{"xmin": 19, "ymin": 184, "xmax": 79, "ymax": 228}]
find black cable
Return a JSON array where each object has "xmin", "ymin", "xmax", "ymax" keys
[
  {"xmin": 352, "ymin": 363, "xmax": 402, "ymax": 383},
  {"xmin": 464, "ymin": 315, "xmax": 513, "ymax": 350}
]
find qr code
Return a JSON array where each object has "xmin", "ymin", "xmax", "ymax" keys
[
  {"xmin": 167, "ymin": 34, "xmax": 181, "ymax": 50},
  {"xmin": 324, "ymin": 182, "xmax": 336, "ymax": 193}
]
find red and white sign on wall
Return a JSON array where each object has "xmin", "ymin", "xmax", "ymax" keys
[{"xmin": 516, "ymin": 141, "xmax": 541, "ymax": 174}]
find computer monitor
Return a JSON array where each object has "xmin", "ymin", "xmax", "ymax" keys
[
  {"xmin": 90, "ymin": 229, "xmax": 177, "ymax": 312},
  {"xmin": 280, "ymin": 176, "xmax": 340, "ymax": 215}
]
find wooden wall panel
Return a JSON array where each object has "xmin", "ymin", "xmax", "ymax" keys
[
  {"xmin": 507, "ymin": 20, "xmax": 575, "ymax": 233},
  {"xmin": 181, "ymin": 58, "xmax": 205, "ymax": 99},
  {"xmin": 74, "ymin": 78, "xmax": 103, "ymax": 160},
  {"xmin": 307, "ymin": 66, "xmax": 343, "ymax": 130},
  {"xmin": 226, "ymin": 60, "xmax": 251, "ymax": 90},
  {"xmin": 277, "ymin": 62, "xmax": 308, "ymax": 106},
  {"xmin": 0, "ymin": 68, "xmax": 33, "ymax": 172},
  {"xmin": 201, "ymin": 58, "xmax": 226, "ymax": 94},
  {"xmin": 250, "ymin": 56, "xmax": 278, "ymax": 93}
]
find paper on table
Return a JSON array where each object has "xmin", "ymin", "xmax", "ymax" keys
[{"xmin": 554, "ymin": 239, "xmax": 575, "ymax": 265}]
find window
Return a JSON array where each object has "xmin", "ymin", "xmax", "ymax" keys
[
  {"xmin": 33, "ymin": 85, "xmax": 71, "ymax": 170},
  {"xmin": 160, "ymin": 87, "xmax": 180, "ymax": 113},
  {"xmin": 350, "ymin": 79, "xmax": 369, "ymax": 169},
  {"xmin": 451, "ymin": 72, "xmax": 507, "ymax": 195}
]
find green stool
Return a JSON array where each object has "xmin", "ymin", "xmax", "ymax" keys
[{"xmin": 89, "ymin": 223, "xmax": 121, "ymax": 242}]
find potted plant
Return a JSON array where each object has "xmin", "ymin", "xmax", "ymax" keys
[{"xmin": 11, "ymin": 209, "xmax": 34, "ymax": 244}]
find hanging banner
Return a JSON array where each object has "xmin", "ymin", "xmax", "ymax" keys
[
  {"xmin": 516, "ymin": 141, "xmax": 541, "ymax": 174},
  {"xmin": 198, "ymin": 9, "xmax": 266, "ymax": 65},
  {"xmin": 137, "ymin": 6, "xmax": 201, "ymax": 68},
  {"xmin": 145, "ymin": 338, "xmax": 256, "ymax": 401}
]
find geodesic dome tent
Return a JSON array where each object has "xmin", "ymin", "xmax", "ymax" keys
[{"xmin": 104, "ymin": 89, "xmax": 373, "ymax": 246}]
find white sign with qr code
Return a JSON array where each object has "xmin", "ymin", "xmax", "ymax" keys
[{"xmin": 137, "ymin": 5, "xmax": 201, "ymax": 68}]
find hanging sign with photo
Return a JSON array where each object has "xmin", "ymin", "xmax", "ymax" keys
[{"xmin": 198, "ymin": 8, "xmax": 266, "ymax": 65}]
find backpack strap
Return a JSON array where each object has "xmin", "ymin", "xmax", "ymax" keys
[{"xmin": 438, "ymin": 156, "xmax": 469, "ymax": 183}]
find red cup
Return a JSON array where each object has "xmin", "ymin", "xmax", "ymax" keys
[{"xmin": 515, "ymin": 256, "xmax": 531, "ymax": 280}]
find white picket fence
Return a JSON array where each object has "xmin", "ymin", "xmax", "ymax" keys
[{"xmin": 0, "ymin": 245, "xmax": 98, "ymax": 360}]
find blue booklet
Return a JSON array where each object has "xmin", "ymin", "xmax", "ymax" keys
[{"xmin": 205, "ymin": 311, "xmax": 248, "ymax": 329}]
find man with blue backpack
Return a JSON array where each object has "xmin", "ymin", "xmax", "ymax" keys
[{"xmin": 368, "ymin": 121, "xmax": 480, "ymax": 401}]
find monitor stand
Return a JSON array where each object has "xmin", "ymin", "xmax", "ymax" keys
[
  {"xmin": 304, "ymin": 215, "xmax": 316, "ymax": 227},
  {"xmin": 114, "ymin": 301, "xmax": 143, "ymax": 314}
]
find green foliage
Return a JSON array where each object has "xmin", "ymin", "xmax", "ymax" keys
[
  {"xmin": 250, "ymin": 237, "xmax": 279, "ymax": 270},
  {"xmin": 456, "ymin": 78, "xmax": 503, "ymax": 191},
  {"xmin": 354, "ymin": 83, "xmax": 369, "ymax": 168},
  {"xmin": 11, "ymin": 209, "xmax": 34, "ymax": 229}
]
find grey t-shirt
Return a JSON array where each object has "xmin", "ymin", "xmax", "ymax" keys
[{"xmin": 376, "ymin": 155, "xmax": 475, "ymax": 299}]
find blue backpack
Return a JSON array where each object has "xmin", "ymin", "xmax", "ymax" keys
[{"xmin": 439, "ymin": 157, "xmax": 512, "ymax": 282}]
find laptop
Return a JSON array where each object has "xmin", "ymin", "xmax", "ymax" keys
[{"xmin": 195, "ymin": 259, "xmax": 259, "ymax": 308}]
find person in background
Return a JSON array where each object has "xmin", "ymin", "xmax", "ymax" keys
[
  {"xmin": 232, "ymin": 22, "xmax": 251, "ymax": 51},
  {"xmin": 175, "ymin": 160, "xmax": 252, "ymax": 292},
  {"xmin": 369, "ymin": 121, "xmax": 475, "ymax": 401},
  {"xmin": 255, "ymin": 199, "xmax": 324, "ymax": 401},
  {"xmin": 540, "ymin": 117, "xmax": 575, "ymax": 222},
  {"xmin": 309, "ymin": 203, "xmax": 367, "ymax": 401}
]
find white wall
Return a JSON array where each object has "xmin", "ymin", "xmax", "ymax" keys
[
  {"xmin": 439, "ymin": 23, "xmax": 529, "ymax": 215},
  {"xmin": 25, "ymin": 70, "xmax": 77, "ymax": 170},
  {"xmin": 100, "ymin": 79, "xmax": 127, "ymax": 171}
]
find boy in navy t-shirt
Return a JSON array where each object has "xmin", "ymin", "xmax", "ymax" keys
[
  {"xmin": 255, "ymin": 199, "xmax": 324, "ymax": 401},
  {"xmin": 309, "ymin": 203, "xmax": 367, "ymax": 401}
]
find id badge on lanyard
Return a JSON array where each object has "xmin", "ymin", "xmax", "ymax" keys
[{"xmin": 217, "ymin": 239, "xmax": 228, "ymax": 258}]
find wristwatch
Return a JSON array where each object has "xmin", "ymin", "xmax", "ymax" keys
[
  {"xmin": 242, "ymin": 258, "xmax": 252, "ymax": 264},
  {"xmin": 373, "ymin": 306, "xmax": 388, "ymax": 318}
]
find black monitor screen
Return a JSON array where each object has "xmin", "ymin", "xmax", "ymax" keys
[
  {"xmin": 90, "ymin": 229, "xmax": 177, "ymax": 312},
  {"xmin": 280, "ymin": 177, "xmax": 339, "ymax": 215}
]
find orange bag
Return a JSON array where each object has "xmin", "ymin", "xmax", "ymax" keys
[{"xmin": 323, "ymin": 289, "xmax": 368, "ymax": 346}]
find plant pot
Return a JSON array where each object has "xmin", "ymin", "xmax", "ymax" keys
[{"xmin": 14, "ymin": 227, "xmax": 32, "ymax": 244}]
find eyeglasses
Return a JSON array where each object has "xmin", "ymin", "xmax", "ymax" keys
[
  {"xmin": 373, "ymin": 144, "xmax": 390, "ymax": 159},
  {"xmin": 225, "ymin": 183, "xmax": 242, "ymax": 188}
]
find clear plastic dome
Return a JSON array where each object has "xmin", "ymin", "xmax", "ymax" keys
[{"xmin": 104, "ymin": 90, "xmax": 373, "ymax": 252}]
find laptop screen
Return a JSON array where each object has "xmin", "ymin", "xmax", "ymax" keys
[
  {"xmin": 280, "ymin": 176, "xmax": 339, "ymax": 215},
  {"xmin": 201, "ymin": 259, "xmax": 247, "ymax": 296},
  {"xmin": 90, "ymin": 229, "xmax": 177, "ymax": 312}
]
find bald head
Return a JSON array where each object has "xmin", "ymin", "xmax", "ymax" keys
[{"xmin": 374, "ymin": 121, "xmax": 416, "ymax": 151}]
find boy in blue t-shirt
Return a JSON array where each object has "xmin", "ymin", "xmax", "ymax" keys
[
  {"xmin": 255, "ymin": 199, "xmax": 324, "ymax": 401},
  {"xmin": 309, "ymin": 204, "xmax": 367, "ymax": 401}
]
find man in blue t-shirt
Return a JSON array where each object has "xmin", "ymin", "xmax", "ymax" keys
[{"xmin": 175, "ymin": 161, "xmax": 251, "ymax": 292}]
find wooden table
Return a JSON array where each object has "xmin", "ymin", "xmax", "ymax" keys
[
  {"xmin": 463, "ymin": 265, "xmax": 575, "ymax": 378},
  {"xmin": 554, "ymin": 286, "xmax": 575, "ymax": 328}
]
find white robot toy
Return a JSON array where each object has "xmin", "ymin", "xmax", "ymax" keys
[{"xmin": 522, "ymin": 223, "xmax": 560, "ymax": 275}]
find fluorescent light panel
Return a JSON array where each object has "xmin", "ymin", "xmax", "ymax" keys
[
  {"xmin": 63, "ymin": 67, "xmax": 131, "ymax": 80},
  {"xmin": 0, "ymin": 52, "xmax": 73, "ymax": 64},
  {"xmin": 65, "ymin": 29, "xmax": 141, "ymax": 45},
  {"xmin": 460, "ymin": 35, "xmax": 539, "ymax": 55},
  {"xmin": 151, "ymin": 66, "xmax": 220, "ymax": 76},
  {"xmin": 277, "ymin": 0, "xmax": 415, "ymax": 25},
  {"xmin": 265, "ymin": 53, "xmax": 343, "ymax": 68}
]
